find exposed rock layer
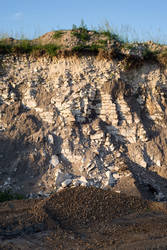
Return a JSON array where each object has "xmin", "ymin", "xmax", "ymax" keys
[{"xmin": 1, "ymin": 54, "xmax": 167, "ymax": 200}]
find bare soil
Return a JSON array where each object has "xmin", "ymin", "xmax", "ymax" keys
[{"xmin": 1, "ymin": 187, "xmax": 167, "ymax": 250}]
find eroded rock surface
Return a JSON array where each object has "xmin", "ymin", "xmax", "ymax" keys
[{"xmin": 1, "ymin": 54, "xmax": 167, "ymax": 200}]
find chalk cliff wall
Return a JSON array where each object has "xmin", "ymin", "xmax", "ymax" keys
[{"xmin": 1, "ymin": 54, "xmax": 167, "ymax": 200}]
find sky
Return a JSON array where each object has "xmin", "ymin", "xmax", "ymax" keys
[{"xmin": 0, "ymin": 0, "xmax": 167, "ymax": 43}]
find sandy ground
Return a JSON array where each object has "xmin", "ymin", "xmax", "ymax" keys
[{"xmin": 0, "ymin": 187, "xmax": 167, "ymax": 249}]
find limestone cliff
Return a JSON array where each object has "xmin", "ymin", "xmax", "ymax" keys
[{"xmin": 1, "ymin": 53, "xmax": 167, "ymax": 200}]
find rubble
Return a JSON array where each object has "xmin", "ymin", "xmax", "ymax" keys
[{"xmin": 1, "ymin": 54, "xmax": 167, "ymax": 201}]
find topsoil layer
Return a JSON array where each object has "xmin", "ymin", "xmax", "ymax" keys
[{"xmin": 1, "ymin": 186, "xmax": 167, "ymax": 250}]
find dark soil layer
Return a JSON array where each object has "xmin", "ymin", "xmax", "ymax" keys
[{"xmin": 1, "ymin": 187, "xmax": 167, "ymax": 249}]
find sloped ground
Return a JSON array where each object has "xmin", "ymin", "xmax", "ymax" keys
[
  {"xmin": 2, "ymin": 32, "xmax": 167, "ymax": 249},
  {"xmin": 1, "ymin": 187, "xmax": 167, "ymax": 250},
  {"xmin": 1, "ymin": 55, "xmax": 167, "ymax": 201}
]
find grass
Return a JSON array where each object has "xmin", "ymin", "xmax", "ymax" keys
[
  {"xmin": 53, "ymin": 30, "xmax": 64, "ymax": 39},
  {"xmin": 142, "ymin": 47, "xmax": 158, "ymax": 60},
  {"xmin": 0, "ymin": 190, "xmax": 25, "ymax": 202},
  {"xmin": 157, "ymin": 49, "xmax": 167, "ymax": 66},
  {"xmin": 97, "ymin": 39, "xmax": 108, "ymax": 46},
  {"xmin": 72, "ymin": 27, "xmax": 90, "ymax": 42},
  {"xmin": 0, "ymin": 39, "xmax": 61, "ymax": 56},
  {"xmin": 1, "ymin": 22, "xmax": 167, "ymax": 68},
  {"xmin": 72, "ymin": 43, "xmax": 101, "ymax": 53},
  {"xmin": 71, "ymin": 20, "xmax": 90, "ymax": 42}
]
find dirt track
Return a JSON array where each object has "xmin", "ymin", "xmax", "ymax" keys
[{"xmin": 0, "ymin": 187, "xmax": 167, "ymax": 249}]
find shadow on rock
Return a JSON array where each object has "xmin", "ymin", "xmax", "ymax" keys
[{"xmin": 126, "ymin": 158, "xmax": 167, "ymax": 201}]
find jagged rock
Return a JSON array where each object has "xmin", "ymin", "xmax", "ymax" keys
[
  {"xmin": 78, "ymin": 176, "xmax": 88, "ymax": 186},
  {"xmin": 61, "ymin": 179, "xmax": 72, "ymax": 188},
  {"xmin": 48, "ymin": 134, "xmax": 54, "ymax": 144},
  {"xmin": 55, "ymin": 170, "xmax": 71, "ymax": 187},
  {"xmin": 1, "ymin": 54, "xmax": 167, "ymax": 200},
  {"xmin": 50, "ymin": 155, "xmax": 59, "ymax": 167}
]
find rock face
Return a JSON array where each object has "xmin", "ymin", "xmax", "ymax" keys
[{"xmin": 1, "ymin": 54, "xmax": 167, "ymax": 200}]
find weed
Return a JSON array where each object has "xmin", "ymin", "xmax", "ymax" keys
[
  {"xmin": 53, "ymin": 30, "xmax": 64, "ymax": 39},
  {"xmin": 0, "ymin": 39, "xmax": 61, "ymax": 56},
  {"xmin": 100, "ymin": 30, "xmax": 111, "ymax": 40},
  {"xmin": 72, "ymin": 44, "xmax": 100, "ymax": 53},
  {"xmin": 72, "ymin": 28, "xmax": 90, "ymax": 42},
  {"xmin": 80, "ymin": 19, "xmax": 87, "ymax": 30},
  {"xmin": 0, "ymin": 41, "xmax": 12, "ymax": 54},
  {"xmin": 42, "ymin": 44, "xmax": 60, "ymax": 56},
  {"xmin": 0, "ymin": 190, "xmax": 25, "ymax": 202},
  {"xmin": 71, "ymin": 20, "xmax": 90, "ymax": 42},
  {"xmin": 97, "ymin": 39, "xmax": 107, "ymax": 47},
  {"xmin": 72, "ymin": 24, "xmax": 77, "ymax": 31},
  {"xmin": 13, "ymin": 40, "xmax": 33, "ymax": 54},
  {"xmin": 121, "ymin": 55, "xmax": 142, "ymax": 71},
  {"xmin": 142, "ymin": 47, "xmax": 158, "ymax": 60},
  {"xmin": 122, "ymin": 43, "xmax": 136, "ymax": 50},
  {"xmin": 157, "ymin": 48, "xmax": 167, "ymax": 67}
]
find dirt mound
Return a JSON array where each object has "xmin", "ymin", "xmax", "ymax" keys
[
  {"xmin": 34, "ymin": 30, "xmax": 112, "ymax": 49},
  {"xmin": 34, "ymin": 30, "xmax": 78, "ymax": 48},
  {"xmin": 1, "ymin": 187, "xmax": 167, "ymax": 249}
]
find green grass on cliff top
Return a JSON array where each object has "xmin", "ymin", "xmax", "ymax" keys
[{"xmin": 0, "ymin": 21, "xmax": 167, "ymax": 69}]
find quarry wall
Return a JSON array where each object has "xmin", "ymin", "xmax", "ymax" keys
[{"xmin": 1, "ymin": 54, "xmax": 167, "ymax": 200}]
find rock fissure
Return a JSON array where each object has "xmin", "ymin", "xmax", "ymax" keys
[{"xmin": 1, "ymin": 55, "xmax": 167, "ymax": 201}]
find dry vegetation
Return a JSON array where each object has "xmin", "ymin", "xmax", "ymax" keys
[{"xmin": 1, "ymin": 23, "xmax": 167, "ymax": 70}]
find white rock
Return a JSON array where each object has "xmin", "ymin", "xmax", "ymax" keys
[
  {"xmin": 106, "ymin": 170, "xmax": 111, "ymax": 179},
  {"xmin": 72, "ymin": 179, "xmax": 80, "ymax": 187},
  {"xmin": 48, "ymin": 134, "xmax": 54, "ymax": 144},
  {"xmin": 105, "ymin": 171, "xmax": 115, "ymax": 186},
  {"xmin": 116, "ymin": 152, "xmax": 121, "ymax": 158},
  {"xmin": 78, "ymin": 176, "xmax": 88, "ymax": 186},
  {"xmin": 50, "ymin": 155, "xmax": 59, "ymax": 167},
  {"xmin": 61, "ymin": 179, "xmax": 72, "ymax": 188},
  {"xmin": 55, "ymin": 169, "xmax": 71, "ymax": 187},
  {"xmin": 113, "ymin": 173, "xmax": 120, "ymax": 179}
]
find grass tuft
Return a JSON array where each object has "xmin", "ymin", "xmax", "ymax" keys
[
  {"xmin": 142, "ymin": 47, "xmax": 158, "ymax": 61},
  {"xmin": 0, "ymin": 190, "xmax": 25, "ymax": 202},
  {"xmin": 72, "ymin": 27, "xmax": 90, "ymax": 42},
  {"xmin": 0, "ymin": 40, "xmax": 61, "ymax": 56},
  {"xmin": 53, "ymin": 30, "xmax": 64, "ymax": 39},
  {"xmin": 157, "ymin": 49, "xmax": 167, "ymax": 67}
]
